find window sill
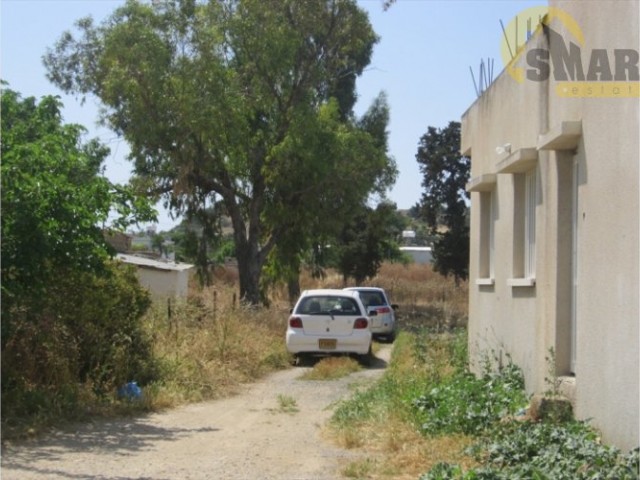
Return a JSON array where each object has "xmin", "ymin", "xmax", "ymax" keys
[
  {"xmin": 476, "ymin": 278, "xmax": 495, "ymax": 286},
  {"xmin": 507, "ymin": 277, "xmax": 536, "ymax": 287}
]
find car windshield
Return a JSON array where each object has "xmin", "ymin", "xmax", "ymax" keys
[
  {"xmin": 357, "ymin": 291, "xmax": 386, "ymax": 308},
  {"xmin": 296, "ymin": 296, "xmax": 362, "ymax": 315}
]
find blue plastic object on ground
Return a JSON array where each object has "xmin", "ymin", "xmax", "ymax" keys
[{"xmin": 118, "ymin": 381, "xmax": 142, "ymax": 400}]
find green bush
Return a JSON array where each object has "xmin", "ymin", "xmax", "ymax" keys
[
  {"xmin": 478, "ymin": 422, "xmax": 640, "ymax": 479},
  {"xmin": 421, "ymin": 423, "xmax": 639, "ymax": 480},
  {"xmin": 1, "ymin": 261, "xmax": 156, "ymax": 434},
  {"xmin": 416, "ymin": 352, "xmax": 639, "ymax": 480},
  {"xmin": 413, "ymin": 361, "xmax": 528, "ymax": 436}
]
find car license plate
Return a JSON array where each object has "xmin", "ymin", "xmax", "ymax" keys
[{"xmin": 318, "ymin": 339, "xmax": 337, "ymax": 350}]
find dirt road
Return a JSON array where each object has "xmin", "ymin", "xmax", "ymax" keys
[{"xmin": 2, "ymin": 346, "xmax": 391, "ymax": 480}]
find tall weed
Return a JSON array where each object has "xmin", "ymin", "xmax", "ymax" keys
[
  {"xmin": 330, "ymin": 330, "xmax": 479, "ymax": 477},
  {"xmin": 142, "ymin": 283, "xmax": 290, "ymax": 406}
]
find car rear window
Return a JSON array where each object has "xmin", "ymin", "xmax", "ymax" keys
[
  {"xmin": 357, "ymin": 291, "xmax": 387, "ymax": 307},
  {"xmin": 296, "ymin": 296, "xmax": 362, "ymax": 315}
]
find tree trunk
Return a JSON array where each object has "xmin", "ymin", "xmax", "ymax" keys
[
  {"xmin": 287, "ymin": 276, "xmax": 300, "ymax": 304},
  {"xmin": 226, "ymin": 198, "xmax": 264, "ymax": 306},
  {"xmin": 236, "ymin": 248, "xmax": 262, "ymax": 305}
]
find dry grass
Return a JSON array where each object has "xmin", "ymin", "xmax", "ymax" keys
[
  {"xmin": 300, "ymin": 262, "xmax": 469, "ymax": 332},
  {"xmin": 142, "ymin": 278, "xmax": 291, "ymax": 409},
  {"xmin": 338, "ymin": 420, "xmax": 478, "ymax": 479},
  {"xmin": 327, "ymin": 329, "xmax": 474, "ymax": 479},
  {"xmin": 145, "ymin": 261, "xmax": 469, "ymax": 428},
  {"xmin": 300, "ymin": 356, "xmax": 362, "ymax": 381}
]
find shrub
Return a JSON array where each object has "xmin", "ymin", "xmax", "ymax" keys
[
  {"xmin": 421, "ymin": 424, "xmax": 639, "ymax": 480},
  {"xmin": 1, "ymin": 261, "xmax": 155, "ymax": 436},
  {"xmin": 413, "ymin": 361, "xmax": 528, "ymax": 436}
]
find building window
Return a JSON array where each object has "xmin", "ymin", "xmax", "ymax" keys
[
  {"xmin": 466, "ymin": 173, "xmax": 497, "ymax": 286},
  {"xmin": 478, "ymin": 189, "xmax": 496, "ymax": 283},
  {"xmin": 509, "ymin": 168, "xmax": 537, "ymax": 285}
]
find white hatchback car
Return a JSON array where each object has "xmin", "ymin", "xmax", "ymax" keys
[
  {"xmin": 343, "ymin": 287, "xmax": 397, "ymax": 342},
  {"xmin": 286, "ymin": 289, "xmax": 373, "ymax": 365}
]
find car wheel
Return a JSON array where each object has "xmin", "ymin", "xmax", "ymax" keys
[
  {"xmin": 294, "ymin": 354, "xmax": 310, "ymax": 367},
  {"xmin": 358, "ymin": 345, "xmax": 374, "ymax": 367}
]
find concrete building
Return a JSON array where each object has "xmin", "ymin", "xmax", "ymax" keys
[
  {"xmin": 462, "ymin": 1, "xmax": 638, "ymax": 450},
  {"xmin": 117, "ymin": 254, "xmax": 194, "ymax": 300},
  {"xmin": 399, "ymin": 246, "xmax": 433, "ymax": 264}
]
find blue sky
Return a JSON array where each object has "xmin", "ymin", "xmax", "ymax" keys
[{"xmin": 1, "ymin": 0, "xmax": 542, "ymax": 231}]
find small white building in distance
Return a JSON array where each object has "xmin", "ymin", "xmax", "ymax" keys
[
  {"xmin": 399, "ymin": 246, "xmax": 433, "ymax": 264},
  {"xmin": 117, "ymin": 254, "xmax": 194, "ymax": 299}
]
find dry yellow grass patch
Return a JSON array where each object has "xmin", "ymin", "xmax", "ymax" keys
[
  {"xmin": 300, "ymin": 356, "xmax": 362, "ymax": 381},
  {"xmin": 334, "ymin": 416, "xmax": 478, "ymax": 479}
]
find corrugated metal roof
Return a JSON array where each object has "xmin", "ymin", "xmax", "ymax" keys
[
  {"xmin": 116, "ymin": 253, "xmax": 194, "ymax": 272},
  {"xmin": 399, "ymin": 246, "xmax": 432, "ymax": 252}
]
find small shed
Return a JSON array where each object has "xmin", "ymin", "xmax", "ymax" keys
[
  {"xmin": 116, "ymin": 254, "xmax": 194, "ymax": 299},
  {"xmin": 399, "ymin": 246, "xmax": 433, "ymax": 264}
]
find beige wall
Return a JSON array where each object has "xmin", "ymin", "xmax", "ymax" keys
[
  {"xmin": 463, "ymin": 0, "xmax": 638, "ymax": 450},
  {"xmin": 136, "ymin": 267, "xmax": 191, "ymax": 300}
]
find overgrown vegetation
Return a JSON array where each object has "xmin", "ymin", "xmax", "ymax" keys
[
  {"xmin": 1, "ymin": 88, "xmax": 156, "ymax": 441},
  {"xmin": 1, "ymin": 262, "xmax": 156, "ymax": 439},
  {"xmin": 329, "ymin": 328, "xmax": 639, "ymax": 479},
  {"xmin": 413, "ymin": 360, "xmax": 528, "ymax": 436},
  {"xmin": 425, "ymin": 422, "xmax": 639, "ymax": 480},
  {"xmin": 141, "ymin": 283, "xmax": 290, "ymax": 409},
  {"xmin": 1, "ymin": 264, "xmax": 290, "ymax": 441}
]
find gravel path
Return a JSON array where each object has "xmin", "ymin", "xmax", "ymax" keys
[{"xmin": 2, "ymin": 346, "xmax": 392, "ymax": 480}]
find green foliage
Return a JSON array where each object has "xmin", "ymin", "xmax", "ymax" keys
[
  {"xmin": 333, "ymin": 201, "xmax": 405, "ymax": 284},
  {"xmin": 1, "ymin": 87, "xmax": 156, "ymax": 439},
  {"xmin": 44, "ymin": 0, "xmax": 394, "ymax": 304},
  {"xmin": 2, "ymin": 262, "xmax": 155, "ymax": 433},
  {"xmin": 413, "ymin": 362, "xmax": 528, "ymax": 436},
  {"xmin": 331, "ymin": 331, "xmax": 469, "ymax": 429},
  {"xmin": 333, "ymin": 327, "xmax": 637, "ymax": 480},
  {"xmin": 1, "ymin": 87, "xmax": 155, "ymax": 326},
  {"xmin": 167, "ymin": 207, "xmax": 235, "ymax": 284},
  {"xmin": 414, "ymin": 346, "xmax": 639, "ymax": 480},
  {"xmin": 415, "ymin": 121, "xmax": 470, "ymax": 282},
  {"xmin": 421, "ymin": 425, "xmax": 639, "ymax": 480}
]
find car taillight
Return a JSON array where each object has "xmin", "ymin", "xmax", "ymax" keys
[
  {"xmin": 376, "ymin": 307, "xmax": 391, "ymax": 314},
  {"xmin": 354, "ymin": 318, "xmax": 368, "ymax": 329},
  {"xmin": 289, "ymin": 317, "xmax": 303, "ymax": 328}
]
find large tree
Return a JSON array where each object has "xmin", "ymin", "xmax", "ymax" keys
[
  {"xmin": 262, "ymin": 91, "xmax": 397, "ymax": 300},
  {"xmin": 415, "ymin": 121, "xmax": 470, "ymax": 283},
  {"xmin": 44, "ymin": 0, "xmax": 395, "ymax": 304}
]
